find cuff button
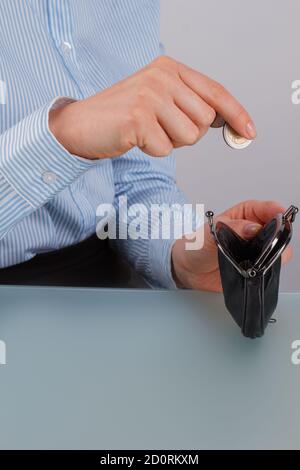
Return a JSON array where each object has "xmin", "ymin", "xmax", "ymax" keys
[{"xmin": 42, "ymin": 171, "xmax": 57, "ymax": 185}]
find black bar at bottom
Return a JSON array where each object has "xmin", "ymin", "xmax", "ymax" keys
[{"xmin": 0, "ymin": 450, "xmax": 296, "ymax": 465}]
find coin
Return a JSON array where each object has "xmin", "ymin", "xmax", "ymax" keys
[
  {"xmin": 211, "ymin": 113, "xmax": 225, "ymax": 129},
  {"xmin": 223, "ymin": 123, "xmax": 252, "ymax": 150}
]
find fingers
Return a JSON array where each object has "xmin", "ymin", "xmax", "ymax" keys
[
  {"xmin": 157, "ymin": 102, "xmax": 207, "ymax": 147},
  {"xmin": 282, "ymin": 246, "xmax": 292, "ymax": 265},
  {"xmin": 217, "ymin": 217, "xmax": 262, "ymax": 240},
  {"xmin": 130, "ymin": 55, "xmax": 258, "ymax": 155},
  {"xmin": 132, "ymin": 56, "xmax": 256, "ymax": 154},
  {"xmin": 136, "ymin": 113, "xmax": 173, "ymax": 157},
  {"xmin": 178, "ymin": 62, "xmax": 256, "ymax": 139},
  {"xmin": 245, "ymin": 200, "xmax": 286, "ymax": 224},
  {"xmin": 223, "ymin": 200, "xmax": 286, "ymax": 225},
  {"xmin": 135, "ymin": 83, "xmax": 212, "ymax": 150},
  {"xmin": 172, "ymin": 80, "xmax": 216, "ymax": 129}
]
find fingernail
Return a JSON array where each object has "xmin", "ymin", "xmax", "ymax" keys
[
  {"xmin": 246, "ymin": 121, "xmax": 257, "ymax": 139},
  {"xmin": 243, "ymin": 223, "xmax": 261, "ymax": 237}
]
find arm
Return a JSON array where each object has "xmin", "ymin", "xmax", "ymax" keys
[
  {"xmin": 0, "ymin": 98, "xmax": 94, "ymax": 240},
  {"xmin": 50, "ymin": 56, "xmax": 256, "ymax": 162},
  {"xmin": 49, "ymin": 55, "xmax": 263, "ymax": 289}
]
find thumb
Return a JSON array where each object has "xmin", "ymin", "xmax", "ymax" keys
[{"xmin": 220, "ymin": 218, "xmax": 262, "ymax": 240}]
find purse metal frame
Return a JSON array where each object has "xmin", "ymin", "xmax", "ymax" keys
[{"xmin": 206, "ymin": 205, "xmax": 298, "ymax": 279}]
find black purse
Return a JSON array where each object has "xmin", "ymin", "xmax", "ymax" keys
[{"xmin": 205, "ymin": 206, "xmax": 298, "ymax": 338}]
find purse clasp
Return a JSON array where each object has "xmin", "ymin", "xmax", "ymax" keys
[{"xmin": 282, "ymin": 205, "xmax": 298, "ymax": 224}]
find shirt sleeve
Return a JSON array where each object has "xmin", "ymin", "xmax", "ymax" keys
[
  {"xmin": 111, "ymin": 148, "xmax": 201, "ymax": 289},
  {"xmin": 0, "ymin": 97, "xmax": 94, "ymax": 240}
]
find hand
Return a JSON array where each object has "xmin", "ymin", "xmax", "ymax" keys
[
  {"xmin": 49, "ymin": 55, "xmax": 256, "ymax": 160},
  {"xmin": 171, "ymin": 200, "xmax": 292, "ymax": 292}
]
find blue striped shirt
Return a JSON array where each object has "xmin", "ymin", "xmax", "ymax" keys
[{"xmin": 0, "ymin": 0, "xmax": 188, "ymax": 288}]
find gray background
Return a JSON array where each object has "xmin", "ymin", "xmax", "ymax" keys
[{"xmin": 161, "ymin": 0, "xmax": 300, "ymax": 291}]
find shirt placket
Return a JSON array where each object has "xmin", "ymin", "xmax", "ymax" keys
[
  {"xmin": 48, "ymin": 0, "xmax": 75, "ymax": 60},
  {"xmin": 47, "ymin": 0, "xmax": 92, "ymax": 100}
]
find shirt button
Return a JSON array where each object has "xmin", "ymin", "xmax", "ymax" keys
[
  {"xmin": 61, "ymin": 41, "xmax": 72, "ymax": 54},
  {"xmin": 42, "ymin": 171, "xmax": 57, "ymax": 185}
]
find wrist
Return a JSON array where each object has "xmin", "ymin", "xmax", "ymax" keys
[
  {"xmin": 171, "ymin": 238, "xmax": 194, "ymax": 289},
  {"xmin": 49, "ymin": 101, "xmax": 80, "ymax": 156}
]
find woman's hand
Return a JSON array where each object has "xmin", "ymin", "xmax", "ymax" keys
[
  {"xmin": 171, "ymin": 200, "xmax": 292, "ymax": 292},
  {"xmin": 49, "ymin": 55, "xmax": 256, "ymax": 160}
]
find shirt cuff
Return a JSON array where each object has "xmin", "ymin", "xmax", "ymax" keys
[
  {"xmin": 147, "ymin": 238, "xmax": 178, "ymax": 289},
  {"xmin": 143, "ymin": 205, "xmax": 203, "ymax": 289},
  {"xmin": 0, "ymin": 97, "xmax": 94, "ymax": 209}
]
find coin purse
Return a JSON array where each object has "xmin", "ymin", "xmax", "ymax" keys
[{"xmin": 206, "ymin": 206, "xmax": 298, "ymax": 338}]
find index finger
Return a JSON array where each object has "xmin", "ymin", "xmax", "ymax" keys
[{"xmin": 178, "ymin": 63, "xmax": 257, "ymax": 140}]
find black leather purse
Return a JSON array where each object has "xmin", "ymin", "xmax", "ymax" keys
[{"xmin": 205, "ymin": 206, "xmax": 298, "ymax": 338}]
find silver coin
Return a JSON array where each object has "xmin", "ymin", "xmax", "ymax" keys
[{"xmin": 223, "ymin": 123, "xmax": 252, "ymax": 150}]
